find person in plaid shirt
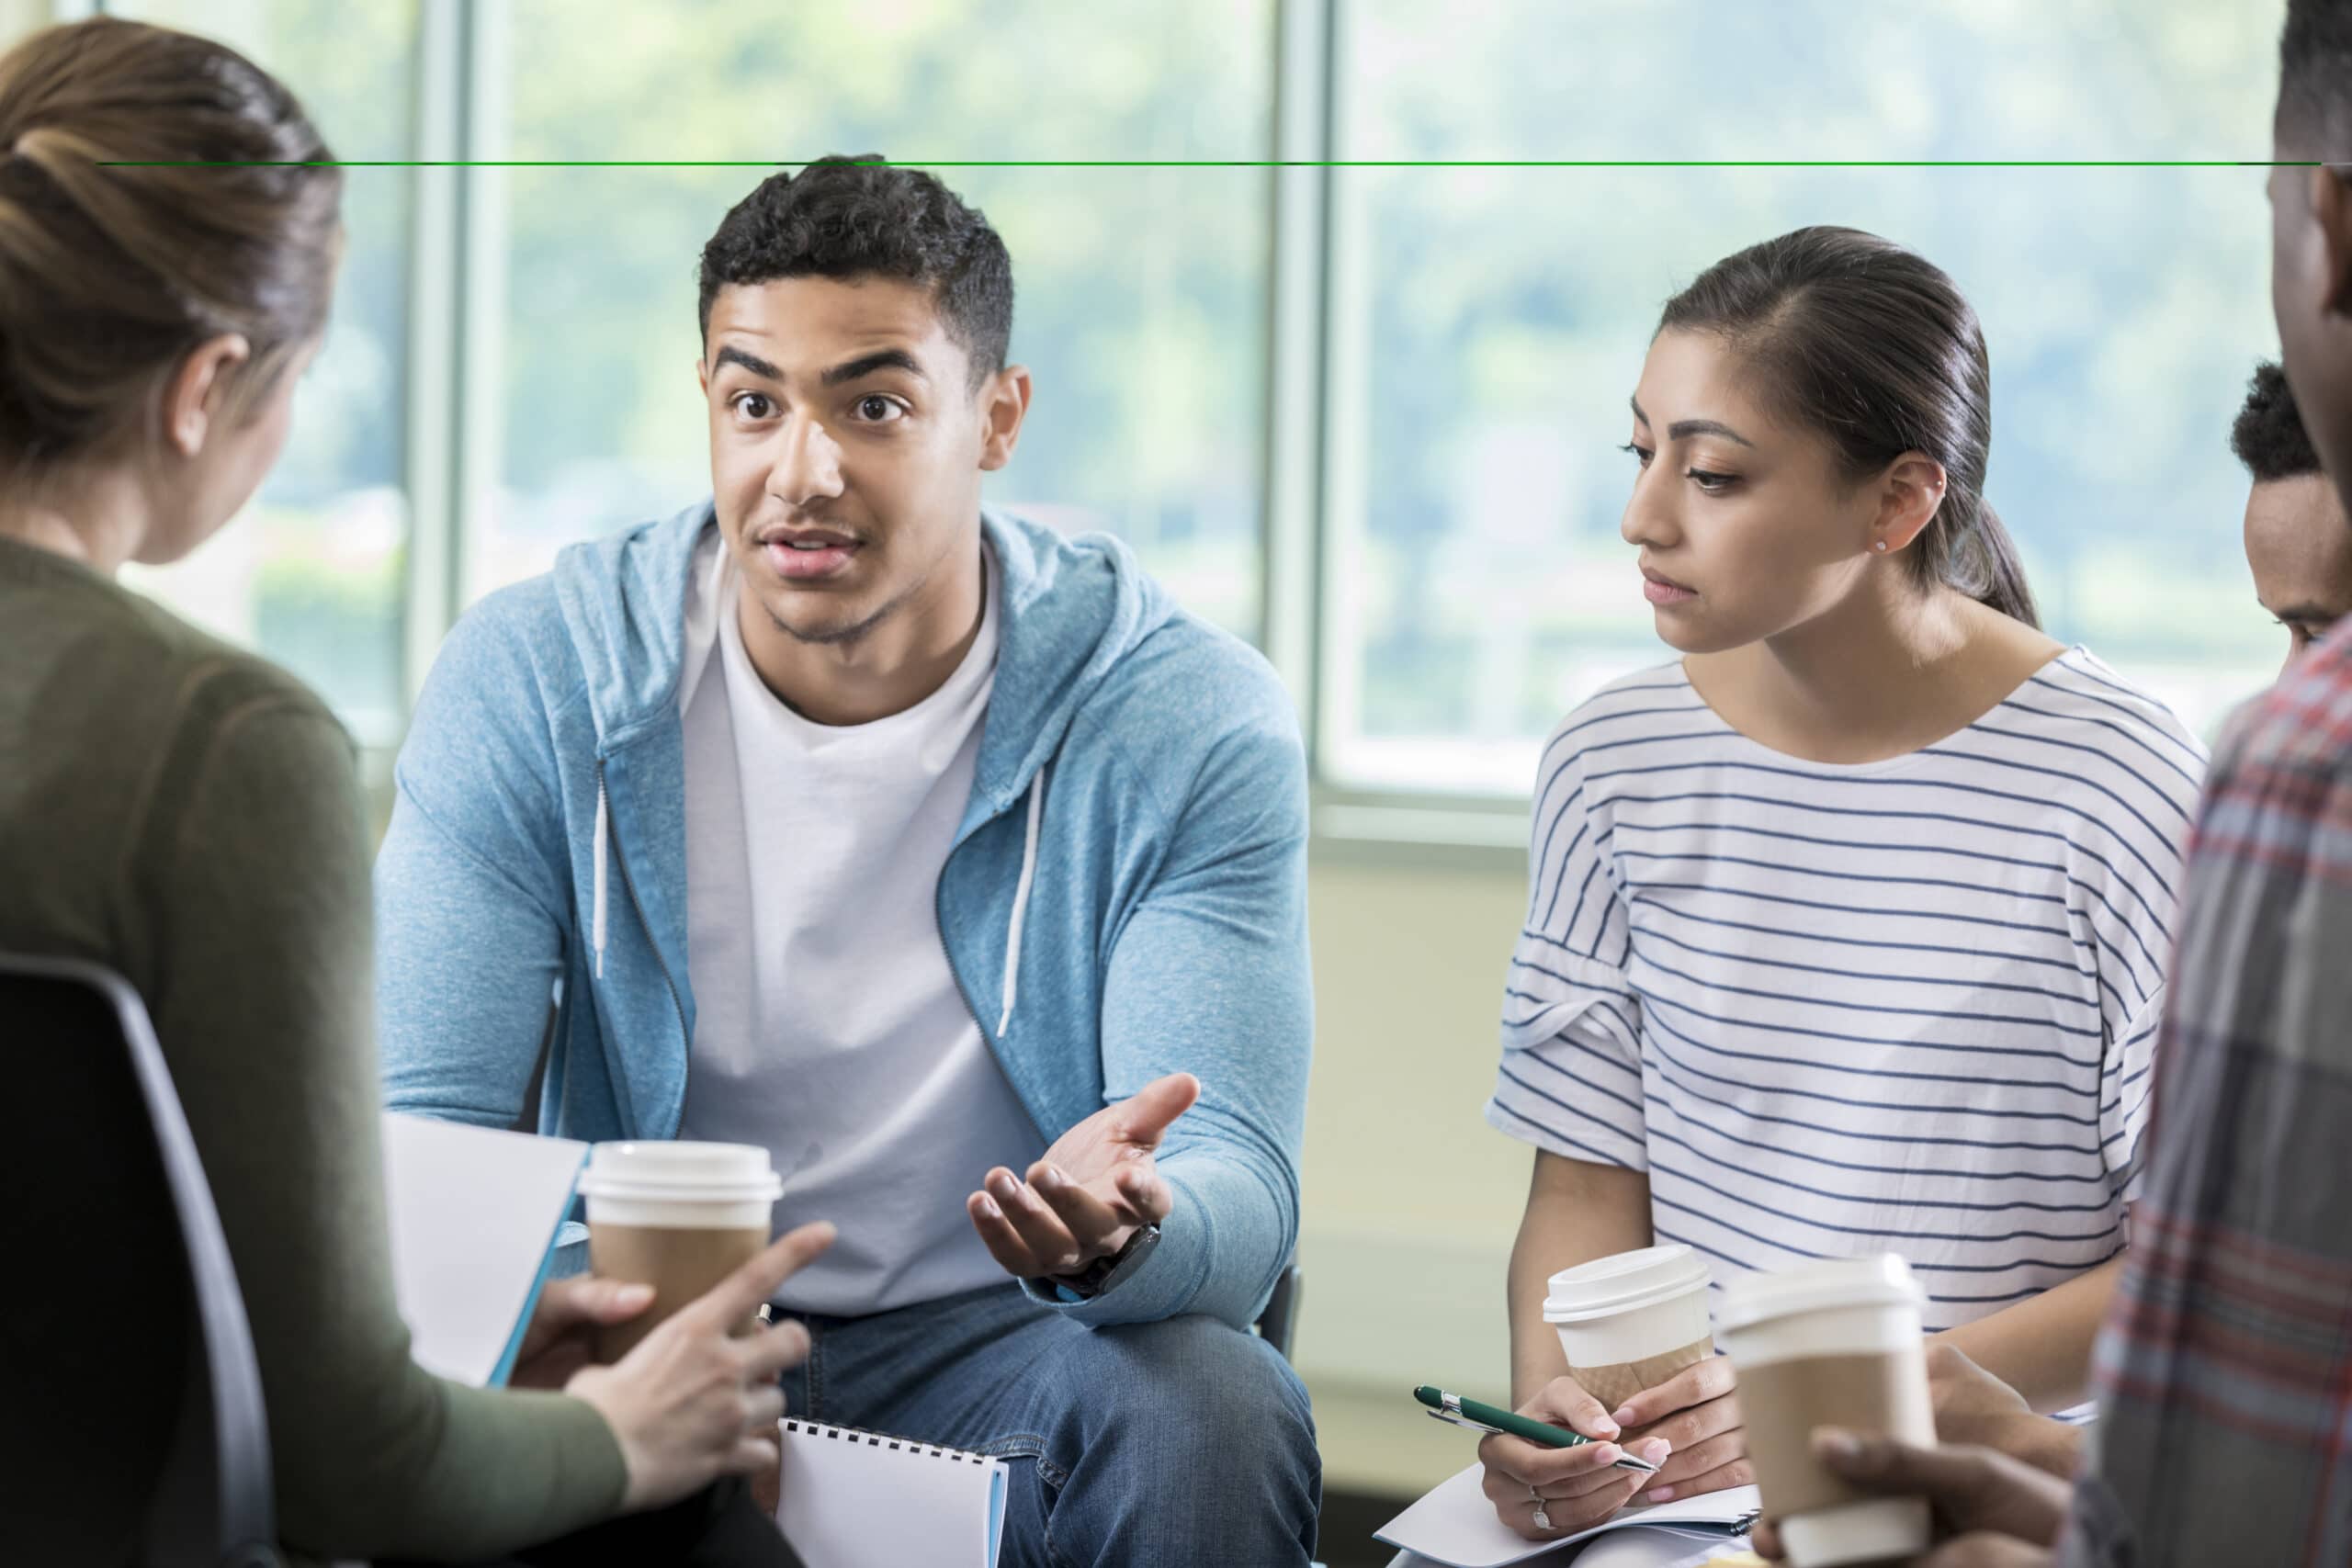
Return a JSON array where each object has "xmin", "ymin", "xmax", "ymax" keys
[{"xmin": 1752, "ymin": 2, "xmax": 2352, "ymax": 1562}]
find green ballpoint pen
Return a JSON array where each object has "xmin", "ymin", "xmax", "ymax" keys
[{"xmin": 1410, "ymin": 1385, "xmax": 1661, "ymax": 1474}]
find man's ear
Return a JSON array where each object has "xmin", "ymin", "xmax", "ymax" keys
[
  {"xmin": 161, "ymin": 333, "xmax": 252, "ymax": 458},
  {"xmin": 695, "ymin": 354, "xmax": 711, "ymax": 400},
  {"xmin": 978, "ymin": 365, "xmax": 1033, "ymax": 473},
  {"xmin": 1871, "ymin": 452, "xmax": 1949, "ymax": 556},
  {"xmin": 2312, "ymin": 166, "xmax": 2352, "ymax": 319}
]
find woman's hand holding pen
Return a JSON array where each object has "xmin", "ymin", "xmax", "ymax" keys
[
  {"xmin": 1477, "ymin": 1375, "xmax": 1674, "ymax": 1540},
  {"xmin": 1606, "ymin": 1353, "xmax": 1752, "ymax": 1505}
]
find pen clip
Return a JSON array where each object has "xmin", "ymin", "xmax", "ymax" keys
[{"xmin": 1422, "ymin": 1406, "xmax": 1505, "ymax": 1438}]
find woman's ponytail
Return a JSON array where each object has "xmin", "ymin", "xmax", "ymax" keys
[{"xmin": 1947, "ymin": 501, "xmax": 2041, "ymax": 629}]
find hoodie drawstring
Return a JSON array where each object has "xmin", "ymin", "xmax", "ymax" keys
[
  {"xmin": 591, "ymin": 776, "xmax": 609, "ymax": 980},
  {"xmin": 996, "ymin": 764, "xmax": 1047, "ymax": 1039}
]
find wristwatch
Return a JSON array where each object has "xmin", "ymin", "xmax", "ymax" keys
[{"xmin": 1046, "ymin": 1222, "xmax": 1161, "ymax": 1302}]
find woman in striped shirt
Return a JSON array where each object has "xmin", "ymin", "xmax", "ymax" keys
[{"xmin": 1476, "ymin": 227, "xmax": 2206, "ymax": 1541}]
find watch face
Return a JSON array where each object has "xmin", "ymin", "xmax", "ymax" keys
[
  {"xmin": 1054, "ymin": 1224, "xmax": 1161, "ymax": 1299},
  {"xmin": 1103, "ymin": 1223, "xmax": 1159, "ymax": 1280}
]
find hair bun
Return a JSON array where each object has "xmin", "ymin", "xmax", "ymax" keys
[{"xmin": 0, "ymin": 18, "xmax": 340, "ymax": 470}]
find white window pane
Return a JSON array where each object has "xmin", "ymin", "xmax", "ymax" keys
[
  {"xmin": 474, "ymin": 0, "xmax": 1272, "ymax": 642},
  {"xmin": 109, "ymin": 0, "xmax": 416, "ymax": 748},
  {"xmin": 1324, "ymin": 0, "xmax": 2287, "ymax": 795}
]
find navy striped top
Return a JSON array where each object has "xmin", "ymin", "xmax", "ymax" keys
[{"xmin": 1487, "ymin": 649, "xmax": 2207, "ymax": 1333}]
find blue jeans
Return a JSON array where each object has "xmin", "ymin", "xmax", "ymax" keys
[{"xmin": 778, "ymin": 1281, "xmax": 1321, "ymax": 1568}]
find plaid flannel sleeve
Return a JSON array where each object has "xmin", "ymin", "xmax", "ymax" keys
[{"xmin": 2064, "ymin": 641, "xmax": 2352, "ymax": 1568}]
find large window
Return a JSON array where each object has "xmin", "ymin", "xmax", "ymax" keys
[
  {"xmin": 1320, "ymin": 0, "xmax": 2286, "ymax": 795},
  {"xmin": 475, "ymin": 0, "xmax": 1273, "ymax": 640},
  {"xmin": 62, "ymin": 0, "xmax": 2297, "ymax": 819},
  {"xmin": 108, "ymin": 0, "xmax": 416, "ymax": 749}
]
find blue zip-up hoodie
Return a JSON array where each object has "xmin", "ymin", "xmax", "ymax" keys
[{"xmin": 375, "ymin": 502, "xmax": 1310, "ymax": 1328}]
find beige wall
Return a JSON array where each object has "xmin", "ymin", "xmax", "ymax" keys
[{"xmin": 1292, "ymin": 851, "xmax": 1544, "ymax": 1497}]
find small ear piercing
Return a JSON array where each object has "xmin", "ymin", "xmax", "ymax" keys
[{"xmin": 1871, "ymin": 540, "xmax": 1889, "ymax": 552}]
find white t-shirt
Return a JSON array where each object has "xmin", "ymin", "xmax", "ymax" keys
[
  {"xmin": 678, "ymin": 536, "xmax": 1043, "ymax": 1314},
  {"xmin": 1488, "ymin": 651, "xmax": 2207, "ymax": 1337}
]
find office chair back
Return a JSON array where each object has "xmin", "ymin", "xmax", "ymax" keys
[{"xmin": 0, "ymin": 953, "xmax": 278, "ymax": 1566}]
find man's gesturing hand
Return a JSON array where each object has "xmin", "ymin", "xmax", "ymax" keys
[{"xmin": 966, "ymin": 1071, "xmax": 1199, "ymax": 1281}]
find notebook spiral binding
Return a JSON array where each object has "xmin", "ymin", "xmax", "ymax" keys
[{"xmin": 781, "ymin": 1417, "xmax": 999, "ymax": 1466}]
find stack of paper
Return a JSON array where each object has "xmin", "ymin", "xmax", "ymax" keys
[{"xmin": 1376, "ymin": 1461, "xmax": 1760, "ymax": 1567}]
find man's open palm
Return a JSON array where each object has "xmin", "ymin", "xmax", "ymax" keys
[{"xmin": 966, "ymin": 1072, "xmax": 1200, "ymax": 1280}]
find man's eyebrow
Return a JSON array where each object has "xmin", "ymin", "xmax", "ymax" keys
[
  {"xmin": 711, "ymin": 345, "xmax": 782, "ymax": 381},
  {"xmin": 821, "ymin": 348, "xmax": 928, "ymax": 387},
  {"xmin": 1627, "ymin": 395, "xmax": 1755, "ymax": 448},
  {"xmin": 2266, "ymin": 598, "xmax": 2347, "ymax": 622}
]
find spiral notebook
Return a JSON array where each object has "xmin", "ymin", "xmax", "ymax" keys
[{"xmin": 772, "ymin": 1417, "xmax": 1008, "ymax": 1567}]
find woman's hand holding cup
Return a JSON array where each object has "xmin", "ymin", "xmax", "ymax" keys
[
  {"xmin": 508, "ymin": 1274, "xmax": 659, "ymax": 1391},
  {"xmin": 564, "ymin": 1221, "xmax": 835, "ymax": 1514},
  {"xmin": 1477, "ymin": 1374, "xmax": 1674, "ymax": 1540},
  {"xmin": 1605, "ymin": 1352, "xmax": 1751, "ymax": 1504}
]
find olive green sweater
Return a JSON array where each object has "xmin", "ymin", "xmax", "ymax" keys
[{"xmin": 0, "ymin": 537, "xmax": 626, "ymax": 1562}]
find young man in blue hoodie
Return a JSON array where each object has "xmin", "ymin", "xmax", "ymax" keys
[{"xmin": 375, "ymin": 157, "xmax": 1319, "ymax": 1564}]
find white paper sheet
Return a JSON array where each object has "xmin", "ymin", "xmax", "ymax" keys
[
  {"xmin": 1375, "ymin": 1461, "xmax": 1759, "ymax": 1568},
  {"xmin": 380, "ymin": 1111, "xmax": 588, "ymax": 1386},
  {"xmin": 774, "ymin": 1418, "xmax": 1005, "ymax": 1568}
]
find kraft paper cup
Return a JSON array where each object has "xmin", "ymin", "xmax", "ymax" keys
[
  {"xmin": 1543, "ymin": 1243, "xmax": 1716, "ymax": 1410},
  {"xmin": 576, "ymin": 1141, "xmax": 784, "ymax": 1359},
  {"xmin": 1718, "ymin": 1254, "xmax": 1935, "ymax": 1568}
]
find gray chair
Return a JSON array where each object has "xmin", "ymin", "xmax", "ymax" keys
[
  {"xmin": 1256, "ymin": 1255, "xmax": 1305, "ymax": 1362},
  {"xmin": 1252, "ymin": 1259, "xmax": 1318, "ymax": 1565},
  {"xmin": 1, "ymin": 953, "xmax": 280, "ymax": 1567}
]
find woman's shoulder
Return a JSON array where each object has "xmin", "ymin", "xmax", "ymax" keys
[
  {"xmin": 1528, "ymin": 660, "xmax": 1702, "ymax": 792},
  {"xmin": 4, "ymin": 550, "xmax": 341, "ymax": 751},
  {"xmin": 110, "ymin": 597, "xmax": 342, "ymax": 754},
  {"xmin": 1542, "ymin": 660, "xmax": 1701, "ymax": 748},
  {"xmin": 1936, "ymin": 647, "xmax": 2210, "ymax": 871},
  {"xmin": 1992, "ymin": 647, "xmax": 2209, "ymax": 789}
]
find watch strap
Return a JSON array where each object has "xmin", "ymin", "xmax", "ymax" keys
[{"xmin": 1046, "ymin": 1221, "xmax": 1160, "ymax": 1301}]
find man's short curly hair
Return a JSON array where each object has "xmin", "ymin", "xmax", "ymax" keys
[
  {"xmin": 2232, "ymin": 360, "xmax": 2325, "ymax": 484},
  {"xmin": 697, "ymin": 155, "xmax": 1013, "ymax": 389},
  {"xmin": 2280, "ymin": 0, "xmax": 2352, "ymax": 152}
]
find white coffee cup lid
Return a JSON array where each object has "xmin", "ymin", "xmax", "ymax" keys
[
  {"xmin": 1717, "ymin": 1253, "xmax": 1924, "ymax": 1334},
  {"xmin": 1543, "ymin": 1243, "xmax": 1713, "ymax": 1325},
  {"xmin": 576, "ymin": 1140, "xmax": 784, "ymax": 1203}
]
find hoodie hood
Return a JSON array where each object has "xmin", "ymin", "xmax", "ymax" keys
[{"xmin": 553, "ymin": 498, "xmax": 1174, "ymax": 832}]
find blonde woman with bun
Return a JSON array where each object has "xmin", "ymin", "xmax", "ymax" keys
[{"xmin": 0, "ymin": 19, "xmax": 823, "ymax": 1566}]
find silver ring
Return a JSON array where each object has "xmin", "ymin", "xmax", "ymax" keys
[{"xmin": 1529, "ymin": 1484, "xmax": 1552, "ymax": 1532}]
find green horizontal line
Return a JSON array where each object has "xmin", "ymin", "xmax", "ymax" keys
[{"xmin": 97, "ymin": 158, "xmax": 2315, "ymax": 169}]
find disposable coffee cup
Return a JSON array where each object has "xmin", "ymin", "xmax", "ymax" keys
[
  {"xmin": 1543, "ymin": 1243, "xmax": 1716, "ymax": 1412},
  {"xmin": 577, "ymin": 1141, "xmax": 784, "ymax": 1362},
  {"xmin": 1718, "ymin": 1255, "xmax": 1936, "ymax": 1568}
]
